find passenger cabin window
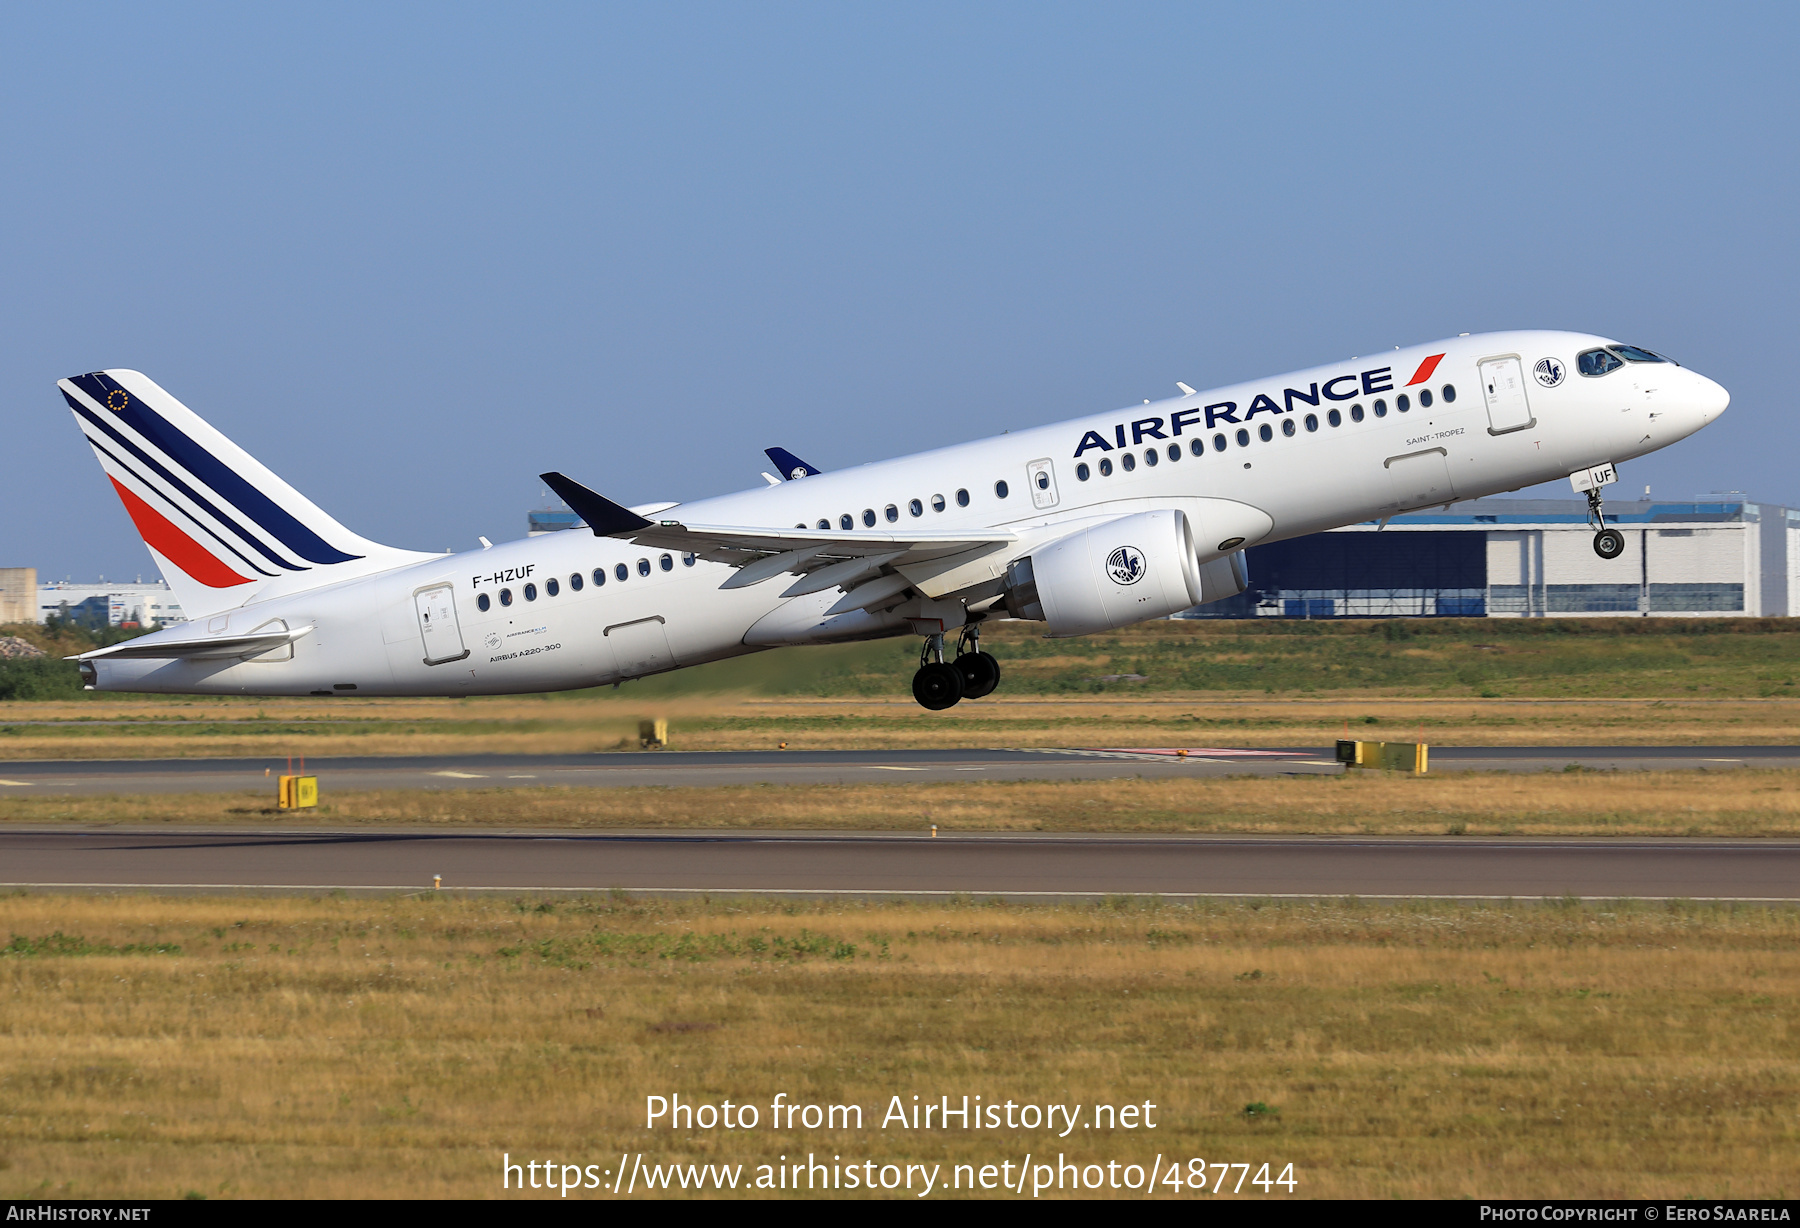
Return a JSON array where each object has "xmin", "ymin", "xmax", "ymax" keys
[
  {"xmin": 1099, "ymin": 457, "xmax": 1113, "ymax": 476},
  {"xmin": 908, "ymin": 498, "xmax": 923, "ymax": 517},
  {"xmin": 500, "ymin": 588, "xmax": 513, "ymax": 606},
  {"xmin": 885, "ymin": 504, "xmax": 899, "ymax": 522},
  {"xmin": 1076, "ymin": 462, "xmax": 1090, "ymax": 481},
  {"xmin": 1579, "ymin": 349, "xmax": 1624, "ymax": 376},
  {"xmin": 1212, "ymin": 433, "xmax": 1227, "ymax": 452},
  {"xmin": 659, "ymin": 553, "xmax": 674, "ymax": 571},
  {"xmin": 1235, "ymin": 428, "xmax": 1249, "ymax": 447},
  {"xmin": 1121, "ymin": 452, "xmax": 1136, "ymax": 471},
  {"xmin": 524, "ymin": 582, "xmax": 537, "ymax": 601},
  {"xmin": 840, "ymin": 514, "xmax": 853, "ymax": 530},
  {"xmin": 615, "ymin": 563, "xmax": 629, "ymax": 582},
  {"xmin": 1350, "ymin": 404, "xmax": 1365, "ymax": 422},
  {"xmin": 1167, "ymin": 443, "xmax": 1180, "ymax": 461},
  {"xmin": 1281, "ymin": 418, "xmax": 1295, "ymax": 437},
  {"xmin": 955, "ymin": 488, "xmax": 969, "ymax": 507},
  {"xmin": 546, "ymin": 577, "xmax": 559, "ymax": 597},
  {"xmin": 477, "ymin": 593, "xmax": 491, "ymax": 612},
  {"xmin": 863, "ymin": 508, "xmax": 877, "ymax": 526},
  {"xmin": 637, "ymin": 558, "xmax": 651, "ymax": 577},
  {"xmin": 1613, "ymin": 345, "xmax": 1667, "ymax": 363},
  {"xmin": 1442, "ymin": 384, "xmax": 1457, "ymax": 402},
  {"xmin": 592, "ymin": 568, "xmax": 606, "ymax": 587},
  {"xmin": 817, "ymin": 519, "xmax": 830, "ymax": 530},
  {"xmin": 1304, "ymin": 413, "xmax": 1319, "ymax": 432},
  {"xmin": 1258, "ymin": 424, "xmax": 1272, "ymax": 442},
  {"xmin": 1327, "ymin": 409, "xmax": 1341, "ymax": 427},
  {"xmin": 1143, "ymin": 448, "xmax": 1158, "ymax": 466},
  {"xmin": 682, "ymin": 553, "xmax": 696, "ymax": 567},
  {"xmin": 1419, "ymin": 389, "xmax": 1432, "ymax": 408},
  {"xmin": 571, "ymin": 572, "xmax": 584, "ymax": 591},
  {"xmin": 931, "ymin": 493, "xmax": 946, "ymax": 511},
  {"xmin": 995, "ymin": 480, "xmax": 1009, "ymax": 499}
]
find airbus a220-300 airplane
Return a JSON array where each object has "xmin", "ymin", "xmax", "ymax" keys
[{"xmin": 61, "ymin": 331, "xmax": 1728, "ymax": 709}]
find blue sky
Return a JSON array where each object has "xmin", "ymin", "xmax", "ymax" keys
[{"xmin": 4, "ymin": 3, "xmax": 1795, "ymax": 579}]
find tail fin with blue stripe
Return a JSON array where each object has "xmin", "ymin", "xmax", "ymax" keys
[{"xmin": 60, "ymin": 369, "xmax": 431, "ymax": 618}]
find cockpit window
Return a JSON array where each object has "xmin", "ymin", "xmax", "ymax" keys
[
  {"xmin": 1611, "ymin": 345, "xmax": 1667, "ymax": 364},
  {"xmin": 1578, "ymin": 348, "xmax": 1624, "ymax": 377}
]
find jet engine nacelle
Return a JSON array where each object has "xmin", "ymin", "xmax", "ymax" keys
[{"xmin": 1004, "ymin": 509, "xmax": 1202, "ymax": 637}]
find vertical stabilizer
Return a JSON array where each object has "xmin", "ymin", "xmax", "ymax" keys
[{"xmin": 60, "ymin": 369, "xmax": 431, "ymax": 618}]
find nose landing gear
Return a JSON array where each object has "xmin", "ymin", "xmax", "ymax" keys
[
  {"xmin": 1587, "ymin": 487, "xmax": 1625, "ymax": 560},
  {"xmin": 910, "ymin": 626, "xmax": 1002, "ymax": 710}
]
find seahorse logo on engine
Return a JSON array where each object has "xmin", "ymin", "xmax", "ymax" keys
[{"xmin": 1105, "ymin": 545, "xmax": 1146, "ymax": 586}]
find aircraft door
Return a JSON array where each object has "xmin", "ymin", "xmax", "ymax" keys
[
  {"xmin": 606, "ymin": 616, "xmax": 677, "ymax": 678},
  {"xmin": 1027, "ymin": 458, "xmax": 1059, "ymax": 509},
  {"xmin": 1479, "ymin": 355, "xmax": 1535, "ymax": 434},
  {"xmin": 413, "ymin": 584, "xmax": 469, "ymax": 665}
]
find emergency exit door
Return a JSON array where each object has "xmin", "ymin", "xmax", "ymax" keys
[
  {"xmin": 1026, "ymin": 458, "xmax": 1059, "ymax": 509},
  {"xmin": 414, "ymin": 584, "xmax": 469, "ymax": 665},
  {"xmin": 1479, "ymin": 355, "xmax": 1535, "ymax": 434}
]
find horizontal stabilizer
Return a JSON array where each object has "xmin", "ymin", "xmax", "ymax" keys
[
  {"xmin": 538, "ymin": 473, "xmax": 656, "ymax": 536},
  {"xmin": 76, "ymin": 626, "xmax": 313, "ymax": 662}
]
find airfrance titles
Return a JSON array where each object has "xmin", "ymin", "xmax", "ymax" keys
[{"xmin": 1073, "ymin": 364, "xmax": 1398, "ymax": 458}]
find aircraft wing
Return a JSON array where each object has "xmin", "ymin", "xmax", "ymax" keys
[{"xmin": 540, "ymin": 470, "xmax": 1015, "ymax": 592}]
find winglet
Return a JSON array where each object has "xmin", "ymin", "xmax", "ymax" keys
[
  {"xmin": 538, "ymin": 472, "xmax": 655, "ymax": 536},
  {"xmin": 764, "ymin": 447, "xmax": 822, "ymax": 480}
]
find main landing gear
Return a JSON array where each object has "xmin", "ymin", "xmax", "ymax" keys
[
  {"xmin": 911, "ymin": 625, "xmax": 1002, "ymax": 711},
  {"xmin": 1587, "ymin": 487, "xmax": 1625, "ymax": 560}
]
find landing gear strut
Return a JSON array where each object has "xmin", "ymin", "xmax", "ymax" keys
[
  {"xmin": 910, "ymin": 625, "xmax": 1003, "ymax": 710},
  {"xmin": 953, "ymin": 624, "xmax": 1001, "ymax": 699},
  {"xmin": 1588, "ymin": 488, "xmax": 1624, "ymax": 560},
  {"xmin": 912, "ymin": 634, "xmax": 963, "ymax": 711}
]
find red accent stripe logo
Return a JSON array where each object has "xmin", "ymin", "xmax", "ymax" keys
[
  {"xmin": 108, "ymin": 477, "xmax": 253, "ymax": 588},
  {"xmin": 1406, "ymin": 353, "xmax": 1445, "ymax": 386}
]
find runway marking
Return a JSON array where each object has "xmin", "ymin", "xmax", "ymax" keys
[
  {"xmin": 0, "ymin": 882, "xmax": 1792, "ymax": 903},
  {"xmin": 429, "ymin": 771, "xmax": 487, "ymax": 779},
  {"xmin": 506, "ymin": 775, "xmax": 537, "ymax": 779},
  {"xmin": 0, "ymin": 780, "xmax": 33, "ymax": 787},
  {"xmin": 1298, "ymin": 761, "xmax": 1343, "ymax": 767},
  {"xmin": 868, "ymin": 766, "xmax": 927, "ymax": 771}
]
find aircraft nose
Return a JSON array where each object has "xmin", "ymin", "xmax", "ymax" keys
[{"xmin": 1693, "ymin": 372, "xmax": 1730, "ymax": 422}]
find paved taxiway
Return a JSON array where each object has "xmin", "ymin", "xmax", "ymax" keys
[
  {"xmin": 0, "ymin": 745, "xmax": 1794, "ymax": 796},
  {"xmin": 3, "ymin": 828, "xmax": 1794, "ymax": 901}
]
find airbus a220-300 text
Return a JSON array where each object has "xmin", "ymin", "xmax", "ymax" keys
[{"xmin": 61, "ymin": 331, "xmax": 1727, "ymax": 709}]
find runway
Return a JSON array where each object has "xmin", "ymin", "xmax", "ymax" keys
[
  {"xmin": 0, "ymin": 744, "xmax": 1794, "ymax": 796},
  {"xmin": 2, "ymin": 827, "xmax": 1794, "ymax": 901}
]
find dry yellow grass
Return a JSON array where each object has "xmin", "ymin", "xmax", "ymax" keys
[
  {"xmin": 0, "ymin": 893, "xmax": 1793, "ymax": 1199},
  {"xmin": 7, "ymin": 768, "xmax": 1800, "ymax": 838},
  {"xmin": 5, "ymin": 693, "xmax": 1800, "ymax": 760}
]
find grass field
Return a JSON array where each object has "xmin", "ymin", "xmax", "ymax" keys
[
  {"xmin": 8, "ymin": 768, "xmax": 1800, "ymax": 838},
  {"xmin": 6, "ymin": 618, "xmax": 1800, "ymax": 759},
  {"xmin": 0, "ymin": 892, "xmax": 1793, "ymax": 1199}
]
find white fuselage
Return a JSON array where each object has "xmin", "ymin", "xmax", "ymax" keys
[{"xmin": 87, "ymin": 330, "xmax": 1728, "ymax": 696}]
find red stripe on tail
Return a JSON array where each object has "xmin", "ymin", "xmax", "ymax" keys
[
  {"xmin": 1406, "ymin": 353, "xmax": 1445, "ymax": 386},
  {"xmin": 108, "ymin": 477, "xmax": 253, "ymax": 588}
]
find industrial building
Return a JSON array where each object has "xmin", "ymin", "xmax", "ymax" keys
[
  {"xmin": 1187, "ymin": 497, "xmax": 1797, "ymax": 619},
  {"xmin": 30, "ymin": 579, "xmax": 184, "ymax": 629}
]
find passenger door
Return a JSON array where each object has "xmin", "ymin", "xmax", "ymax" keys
[
  {"xmin": 413, "ymin": 583, "xmax": 469, "ymax": 665},
  {"xmin": 1026, "ymin": 458, "xmax": 1059, "ymax": 509},
  {"xmin": 1479, "ymin": 355, "xmax": 1535, "ymax": 434}
]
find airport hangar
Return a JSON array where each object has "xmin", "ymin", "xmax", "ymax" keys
[{"xmin": 531, "ymin": 495, "xmax": 1798, "ymax": 621}]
